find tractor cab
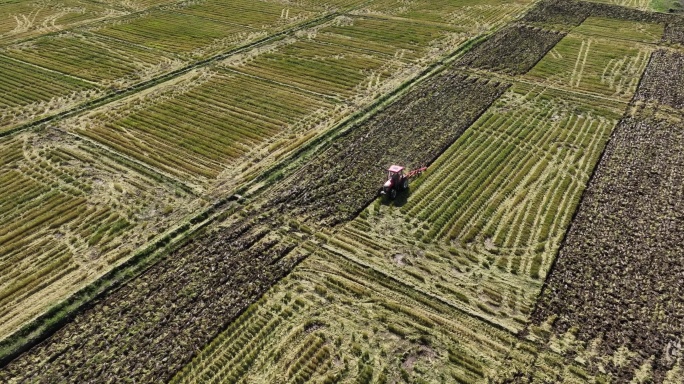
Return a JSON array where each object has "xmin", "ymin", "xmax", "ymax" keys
[
  {"xmin": 381, "ymin": 165, "xmax": 407, "ymax": 199},
  {"xmin": 387, "ymin": 165, "xmax": 405, "ymax": 184}
]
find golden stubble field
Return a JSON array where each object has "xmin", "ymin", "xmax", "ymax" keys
[{"xmin": 1, "ymin": 0, "xmax": 683, "ymax": 383}]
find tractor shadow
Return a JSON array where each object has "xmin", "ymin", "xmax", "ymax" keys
[{"xmin": 379, "ymin": 189, "xmax": 410, "ymax": 207}]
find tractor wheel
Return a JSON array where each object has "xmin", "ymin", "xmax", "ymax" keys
[
  {"xmin": 402, "ymin": 178, "xmax": 409, "ymax": 190},
  {"xmin": 390, "ymin": 188, "xmax": 397, "ymax": 200}
]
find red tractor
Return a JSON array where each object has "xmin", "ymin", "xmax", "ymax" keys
[{"xmin": 380, "ymin": 165, "xmax": 427, "ymax": 199}]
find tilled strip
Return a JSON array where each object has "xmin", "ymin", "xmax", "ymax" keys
[
  {"xmin": 456, "ymin": 24, "xmax": 565, "ymax": 75},
  {"xmin": 636, "ymin": 49, "xmax": 684, "ymax": 109},
  {"xmin": 523, "ymin": 0, "xmax": 682, "ymax": 33}
]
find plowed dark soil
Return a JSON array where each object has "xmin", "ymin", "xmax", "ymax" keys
[
  {"xmin": 533, "ymin": 112, "xmax": 684, "ymax": 382},
  {"xmin": 664, "ymin": 23, "xmax": 684, "ymax": 44},
  {"xmin": 523, "ymin": 0, "xmax": 680, "ymax": 29},
  {"xmin": 457, "ymin": 25, "xmax": 565, "ymax": 75},
  {"xmin": 636, "ymin": 50, "xmax": 684, "ymax": 109},
  {"xmin": 0, "ymin": 216, "xmax": 303, "ymax": 382}
]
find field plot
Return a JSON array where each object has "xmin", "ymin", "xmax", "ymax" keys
[
  {"xmin": 95, "ymin": 0, "xmax": 183, "ymax": 11},
  {"xmin": 664, "ymin": 23, "xmax": 684, "ymax": 44},
  {"xmin": 228, "ymin": 38, "xmax": 398, "ymax": 99},
  {"xmin": 171, "ymin": 239, "xmax": 610, "ymax": 383},
  {"xmin": 532, "ymin": 109, "xmax": 684, "ymax": 382},
  {"xmin": 0, "ymin": 0, "xmax": 518, "ymax": 359},
  {"xmin": 588, "ymin": 0, "xmax": 684, "ymax": 13},
  {"xmin": 226, "ymin": 13, "xmax": 467, "ymax": 100},
  {"xmin": 0, "ymin": 130, "xmax": 194, "ymax": 340},
  {"xmin": 175, "ymin": 0, "xmax": 317, "ymax": 28},
  {"xmin": 313, "ymin": 15, "xmax": 463, "ymax": 63},
  {"xmin": 4, "ymin": 32, "xmax": 180, "ymax": 85},
  {"xmin": 0, "ymin": 55, "xmax": 101, "ymax": 133},
  {"xmin": 270, "ymin": 74, "xmax": 508, "ymax": 225},
  {"xmin": 74, "ymin": 13, "xmax": 474, "ymax": 189},
  {"xmin": 587, "ymin": 0, "xmax": 652, "ymax": 11},
  {"xmin": 0, "ymin": 215, "xmax": 303, "ymax": 382},
  {"xmin": 527, "ymin": 19, "xmax": 657, "ymax": 100},
  {"xmin": 74, "ymin": 68, "xmax": 332, "ymax": 183},
  {"xmin": 0, "ymin": 0, "xmax": 111, "ymax": 43},
  {"xmin": 636, "ymin": 49, "xmax": 684, "ymax": 109},
  {"xmin": 320, "ymin": 84, "xmax": 621, "ymax": 331},
  {"xmin": 402, "ymin": 86, "xmax": 619, "ymax": 249},
  {"xmin": 521, "ymin": 0, "xmax": 595, "ymax": 29},
  {"xmin": 572, "ymin": 16, "xmax": 665, "ymax": 42},
  {"xmin": 457, "ymin": 24, "xmax": 564, "ymax": 75},
  {"xmin": 0, "ymin": 69, "xmax": 507, "ymax": 383},
  {"xmin": 359, "ymin": 0, "xmax": 531, "ymax": 30},
  {"xmin": 92, "ymin": 11, "xmax": 254, "ymax": 57},
  {"xmin": 165, "ymin": 56, "xmax": 673, "ymax": 383},
  {"xmin": 172, "ymin": 252, "xmax": 530, "ymax": 383},
  {"xmin": 0, "ymin": 0, "xmax": 371, "ymax": 131},
  {"xmin": 522, "ymin": 0, "xmax": 675, "ymax": 31},
  {"xmin": 0, "ymin": 0, "xmax": 190, "ymax": 45},
  {"xmin": 90, "ymin": 0, "xmax": 348, "ymax": 60}
]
